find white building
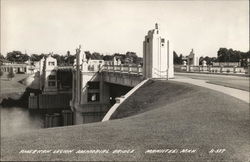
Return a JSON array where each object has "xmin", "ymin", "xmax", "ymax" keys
[
  {"xmin": 143, "ymin": 23, "xmax": 174, "ymax": 78},
  {"xmin": 39, "ymin": 54, "xmax": 58, "ymax": 94}
]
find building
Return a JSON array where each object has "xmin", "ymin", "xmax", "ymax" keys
[
  {"xmin": 38, "ymin": 54, "xmax": 73, "ymax": 94},
  {"xmin": 29, "ymin": 54, "xmax": 73, "ymax": 110},
  {"xmin": 39, "ymin": 54, "xmax": 58, "ymax": 93},
  {"xmin": 0, "ymin": 58, "xmax": 37, "ymax": 74},
  {"xmin": 143, "ymin": 23, "xmax": 174, "ymax": 78}
]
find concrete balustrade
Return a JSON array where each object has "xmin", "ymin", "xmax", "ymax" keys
[
  {"xmin": 102, "ymin": 65, "xmax": 143, "ymax": 75},
  {"xmin": 179, "ymin": 65, "xmax": 249, "ymax": 75}
]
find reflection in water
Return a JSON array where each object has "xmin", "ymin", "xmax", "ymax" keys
[{"xmin": 0, "ymin": 106, "xmax": 44, "ymax": 137}]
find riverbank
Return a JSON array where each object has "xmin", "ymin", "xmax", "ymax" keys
[
  {"xmin": 0, "ymin": 74, "xmax": 28, "ymax": 102},
  {"xmin": 0, "ymin": 74, "xmax": 41, "ymax": 107},
  {"xmin": 0, "ymin": 74, "xmax": 29, "ymax": 94}
]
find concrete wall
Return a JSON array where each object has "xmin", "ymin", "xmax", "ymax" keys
[
  {"xmin": 28, "ymin": 93, "xmax": 71, "ymax": 109},
  {"xmin": 102, "ymin": 72, "xmax": 144, "ymax": 87}
]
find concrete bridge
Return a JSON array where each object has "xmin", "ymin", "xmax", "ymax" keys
[
  {"xmin": 102, "ymin": 64, "xmax": 144, "ymax": 87},
  {"xmin": 70, "ymin": 64, "xmax": 147, "ymax": 124},
  {"xmin": 70, "ymin": 23, "xmax": 174, "ymax": 124}
]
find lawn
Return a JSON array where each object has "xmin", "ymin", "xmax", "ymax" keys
[
  {"xmin": 0, "ymin": 73, "xmax": 29, "ymax": 94},
  {"xmin": 1, "ymin": 80, "xmax": 249, "ymax": 161}
]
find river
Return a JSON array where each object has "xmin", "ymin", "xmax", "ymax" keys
[{"xmin": 0, "ymin": 106, "xmax": 44, "ymax": 137}]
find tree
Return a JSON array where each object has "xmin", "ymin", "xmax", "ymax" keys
[
  {"xmin": 65, "ymin": 55, "xmax": 75, "ymax": 65},
  {"xmin": 0, "ymin": 53, "xmax": 4, "ymax": 59},
  {"xmin": 173, "ymin": 51, "xmax": 179, "ymax": 64},
  {"xmin": 85, "ymin": 51, "xmax": 92, "ymax": 60},
  {"xmin": 217, "ymin": 48, "xmax": 247, "ymax": 63},
  {"xmin": 173, "ymin": 51, "xmax": 183, "ymax": 64},
  {"xmin": 30, "ymin": 54, "xmax": 44, "ymax": 61},
  {"xmin": 92, "ymin": 52, "xmax": 103, "ymax": 60},
  {"xmin": 6, "ymin": 51, "xmax": 29, "ymax": 63},
  {"xmin": 179, "ymin": 54, "xmax": 183, "ymax": 64},
  {"xmin": 125, "ymin": 51, "xmax": 137, "ymax": 64},
  {"xmin": 103, "ymin": 55, "xmax": 113, "ymax": 61},
  {"xmin": 217, "ymin": 48, "xmax": 228, "ymax": 62},
  {"xmin": 199, "ymin": 56, "xmax": 204, "ymax": 65},
  {"xmin": 7, "ymin": 69, "xmax": 15, "ymax": 80},
  {"xmin": 52, "ymin": 54, "xmax": 65, "ymax": 66}
]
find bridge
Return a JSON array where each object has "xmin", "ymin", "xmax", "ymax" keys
[
  {"xmin": 70, "ymin": 63, "xmax": 159, "ymax": 124},
  {"xmin": 70, "ymin": 24, "xmax": 174, "ymax": 124},
  {"xmin": 101, "ymin": 64, "xmax": 144, "ymax": 87}
]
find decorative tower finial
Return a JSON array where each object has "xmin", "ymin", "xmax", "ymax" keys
[{"xmin": 155, "ymin": 23, "xmax": 158, "ymax": 29}]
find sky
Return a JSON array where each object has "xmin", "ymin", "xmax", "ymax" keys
[{"xmin": 1, "ymin": 0, "xmax": 249, "ymax": 57}]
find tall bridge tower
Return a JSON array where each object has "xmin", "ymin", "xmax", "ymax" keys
[{"xmin": 143, "ymin": 23, "xmax": 174, "ymax": 79}]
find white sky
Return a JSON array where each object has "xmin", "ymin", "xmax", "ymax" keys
[{"xmin": 1, "ymin": 0, "xmax": 249, "ymax": 57}]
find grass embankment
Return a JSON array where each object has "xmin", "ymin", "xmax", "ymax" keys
[
  {"xmin": 0, "ymin": 74, "xmax": 28, "ymax": 104},
  {"xmin": 0, "ymin": 73, "xmax": 29, "ymax": 94},
  {"xmin": 111, "ymin": 80, "xmax": 195, "ymax": 119},
  {"xmin": 1, "ymin": 80, "xmax": 249, "ymax": 161}
]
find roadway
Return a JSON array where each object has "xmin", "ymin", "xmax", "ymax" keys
[
  {"xmin": 175, "ymin": 72, "xmax": 249, "ymax": 91},
  {"xmin": 173, "ymin": 72, "xmax": 249, "ymax": 103}
]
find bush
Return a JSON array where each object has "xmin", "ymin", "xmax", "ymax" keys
[
  {"xmin": 0, "ymin": 70, "xmax": 3, "ymax": 77},
  {"xmin": 7, "ymin": 70, "xmax": 15, "ymax": 80}
]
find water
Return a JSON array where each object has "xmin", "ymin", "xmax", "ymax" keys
[{"xmin": 0, "ymin": 106, "xmax": 44, "ymax": 137}]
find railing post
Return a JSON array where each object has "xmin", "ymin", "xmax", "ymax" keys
[
  {"xmin": 137, "ymin": 65, "xmax": 140, "ymax": 75},
  {"xmin": 233, "ymin": 66, "xmax": 236, "ymax": 73},
  {"xmin": 128, "ymin": 65, "xmax": 131, "ymax": 74},
  {"xmin": 220, "ymin": 66, "xmax": 223, "ymax": 73}
]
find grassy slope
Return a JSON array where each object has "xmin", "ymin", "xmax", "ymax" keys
[
  {"xmin": 111, "ymin": 80, "xmax": 195, "ymax": 119},
  {"xmin": 1, "ymin": 81, "xmax": 249, "ymax": 161},
  {"xmin": 0, "ymin": 74, "xmax": 29, "ymax": 95}
]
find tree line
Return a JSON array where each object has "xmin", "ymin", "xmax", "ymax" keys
[
  {"xmin": 0, "ymin": 51, "xmax": 143, "ymax": 66},
  {"xmin": 1, "ymin": 47, "xmax": 249, "ymax": 67},
  {"xmin": 174, "ymin": 48, "xmax": 249, "ymax": 66}
]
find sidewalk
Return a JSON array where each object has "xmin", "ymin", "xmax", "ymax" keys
[
  {"xmin": 173, "ymin": 77, "xmax": 249, "ymax": 103},
  {"xmin": 176, "ymin": 71, "xmax": 249, "ymax": 77}
]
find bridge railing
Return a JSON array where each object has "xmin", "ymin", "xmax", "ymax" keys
[{"xmin": 102, "ymin": 64, "xmax": 143, "ymax": 75}]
